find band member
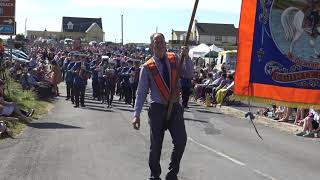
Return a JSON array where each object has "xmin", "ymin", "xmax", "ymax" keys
[
  {"xmin": 98, "ymin": 58, "xmax": 108, "ymax": 103},
  {"xmin": 132, "ymin": 33, "xmax": 191, "ymax": 180},
  {"xmin": 180, "ymin": 49, "xmax": 194, "ymax": 108},
  {"xmin": 65, "ymin": 60, "xmax": 75, "ymax": 102},
  {"xmin": 104, "ymin": 61, "xmax": 117, "ymax": 108},
  {"xmin": 90, "ymin": 60, "xmax": 100, "ymax": 100},
  {"xmin": 116, "ymin": 61, "xmax": 127, "ymax": 101},
  {"xmin": 123, "ymin": 60, "xmax": 133, "ymax": 105},
  {"xmin": 130, "ymin": 60, "xmax": 141, "ymax": 108},
  {"xmin": 72, "ymin": 59, "xmax": 90, "ymax": 108}
]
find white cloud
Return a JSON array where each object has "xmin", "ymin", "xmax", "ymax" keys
[{"xmin": 71, "ymin": 0, "xmax": 241, "ymax": 14}]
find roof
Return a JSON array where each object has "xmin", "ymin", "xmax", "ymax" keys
[
  {"xmin": 62, "ymin": 17, "xmax": 103, "ymax": 32},
  {"xmin": 85, "ymin": 23, "xmax": 102, "ymax": 33},
  {"xmin": 196, "ymin": 23, "xmax": 237, "ymax": 36}
]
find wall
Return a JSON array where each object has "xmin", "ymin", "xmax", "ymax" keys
[
  {"xmin": 85, "ymin": 25, "xmax": 104, "ymax": 42},
  {"xmin": 198, "ymin": 35, "xmax": 237, "ymax": 46}
]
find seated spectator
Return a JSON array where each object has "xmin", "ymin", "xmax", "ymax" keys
[
  {"xmin": 211, "ymin": 73, "xmax": 229, "ymax": 104},
  {"xmin": 194, "ymin": 73, "xmax": 213, "ymax": 101},
  {"xmin": 277, "ymin": 107, "xmax": 292, "ymax": 122},
  {"xmin": 273, "ymin": 106, "xmax": 285, "ymax": 120},
  {"xmin": 296, "ymin": 109, "xmax": 320, "ymax": 137},
  {"xmin": 0, "ymin": 80, "xmax": 34, "ymax": 122},
  {"xmin": 294, "ymin": 108, "xmax": 308, "ymax": 125},
  {"xmin": 20, "ymin": 68, "xmax": 40, "ymax": 90},
  {"xmin": 9, "ymin": 62, "xmax": 23, "ymax": 80},
  {"xmin": 206, "ymin": 71, "xmax": 224, "ymax": 91},
  {"xmin": 215, "ymin": 81, "xmax": 235, "ymax": 105}
]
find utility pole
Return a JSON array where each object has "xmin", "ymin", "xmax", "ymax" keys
[
  {"xmin": 24, "ymin": 18, "xmax": 27, "ymax": 37},
  {"xmin": 121, "ymin": 14, "xmax": 123, "ymax": 45},
  {"xmin": 156, "ymin": 26, "xmax": 158, "ymax": 33}
]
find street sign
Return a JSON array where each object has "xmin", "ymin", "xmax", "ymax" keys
[
  {"xmin": 0, "ymin": 0, "xmax": 15, "ymax": 35},
  {"xmin": 0, "ymin": 24, "xmax": 13, "ymax": 33}
]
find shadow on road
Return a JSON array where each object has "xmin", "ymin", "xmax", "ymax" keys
[
  {"xmin": 85, "ymin": 104, "xmax": 106, "ymax": 109},
  {"xmin": 84, "ymin": 100, "xmax": 103, "ymax": 105},
  {"xmin": 116, "ymin": 107, "xmax": 134, "ymax": 112},
  {"xmin": 85, "ymin": 107, "xmax": 113, "ymax": 112},
  {"xmin": 113, "ymin": 104, "xmax": 132, "ymax": 108},
  {"xmin": 184, "ymin": 118, "xmax": 208, "ymax": 124},
  {"xmin": 196, "ymin": 109, "xmax": 223, "ymax": 115},
  {"xmin": 28, "ymin": 122, "xmax": 83, "ymax": 129}
]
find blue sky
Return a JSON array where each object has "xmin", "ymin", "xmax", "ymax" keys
[{"xmin": 16, "ymin": 0, "xmax": 242, "ymax": 43}]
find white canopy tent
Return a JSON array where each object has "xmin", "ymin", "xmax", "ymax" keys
[
  {"xmin": 209, "ymin": 44, "xmax": 223, "ymax": 52},
  {"xmin": 188, "ymin": 44, "xmax": 210, "ymax": 58}
]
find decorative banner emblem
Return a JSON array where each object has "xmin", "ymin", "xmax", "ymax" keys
[{"xmin": 235, "ymin": 0, "xmax": 320, "ymax": 108}]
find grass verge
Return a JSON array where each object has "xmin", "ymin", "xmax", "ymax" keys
[{"xmin": 1, "ymin": 77, "xmax": 50, "ymax": 138}]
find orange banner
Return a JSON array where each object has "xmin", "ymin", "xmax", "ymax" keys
[{"xmin": 234, "ymin": 0, "xmax": 320, "ymax": 108}]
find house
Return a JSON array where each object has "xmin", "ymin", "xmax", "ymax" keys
[
  {"xmin": 172, "ymin": 30, "xmax": 187, "ymax": 41},
  {"xmin": 169, "ymin": 30, "xmax": 197, "ymax": 50},
  {"xmin": 191, "ymin": 20, "xmax": 238, "ymax": 49},
  {"xmin": 27, "ymin": 16, "xmax": 105, "ymax": 42},
  {"xmin": 62, "ymin": 17, "xmax": 105, "ymax": 42}
]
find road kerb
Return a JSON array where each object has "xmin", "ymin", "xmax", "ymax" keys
[{"xmin": 194, "ymin": 101, "xmax": 303, "ymax": 134}]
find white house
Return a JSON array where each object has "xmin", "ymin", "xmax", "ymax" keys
[{"xmin": 191, "ymin": 20, "xmax": 238, "ymax": 48}]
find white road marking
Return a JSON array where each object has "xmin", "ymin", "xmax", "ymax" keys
[
  {"xmin": 187, "ymin": 137, "xmax": 246, "ymax": 166},
  {"xmin": 253, "ymin": 169, "xmax": 279, "ymax": 180},
  {"xmin": 188, "ymin": 137, "xmax": 280, "ymax": 180}
]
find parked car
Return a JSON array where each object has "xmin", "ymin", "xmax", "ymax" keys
[{"xmin": 4, "ymin": 51, "xmax": 30, "ymax": 64}]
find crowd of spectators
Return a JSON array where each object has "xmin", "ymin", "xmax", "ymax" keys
[{"xmin": 0, "ymin": 38, "xmax": 318, "ymax": 138}]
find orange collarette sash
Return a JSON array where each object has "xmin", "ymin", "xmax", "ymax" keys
[{"xmin": 145, "ymin": 53, "xmax": 178, "ymax": 104}]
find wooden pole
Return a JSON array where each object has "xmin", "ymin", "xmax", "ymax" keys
[{"xmin": 166, "ymin": 0, "xmax": 199, "ymax": 121}]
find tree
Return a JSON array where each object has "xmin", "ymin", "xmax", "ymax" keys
[
  {"xmin": 15, "ymin": 34, "xmax": 25, "ymax": 42},
  {"xmin": 14, "ymin": 34, "xmax": 26, "ymax": 50}
]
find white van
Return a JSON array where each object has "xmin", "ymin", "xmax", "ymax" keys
[
  {"xmin": 215, "ymin": 50, "xmax": 237, "ymax": 71},
  {"xmin": 64, "ymin": 38, "xmax": 73, "ymax": 45}
]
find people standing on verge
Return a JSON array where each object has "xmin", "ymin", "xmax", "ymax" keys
[
  {"xmin": 48, "ymin": 60, "xmax": 62, "ymax": 97},
  {"xmin": 132, "ymin": 33, "xmax": 189, "ymax": 180}
]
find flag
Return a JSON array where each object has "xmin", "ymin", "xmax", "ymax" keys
[{"xmin": 234, "ymin": 0, "xmax": 320, "ymax": 109}]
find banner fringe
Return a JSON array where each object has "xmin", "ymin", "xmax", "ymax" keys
[{"xmin": 234, "ymin": 95, "xmax": 320, "ymax": 110}]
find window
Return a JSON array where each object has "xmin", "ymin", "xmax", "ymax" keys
[
  {"xmin": 215, "ymin": 36, "xmax": 222, "ymax": 41},
  {"xmin": 67, "ymin": 22, "xmax": 73, "ymax": 30}
]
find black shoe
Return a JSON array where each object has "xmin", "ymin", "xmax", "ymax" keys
[
  {"xmin": 65, "ymin": 98, "xmax": 70, "ymax": 100},
  {"xmin": 81, "ymin": 104, "xmax": 86, "ymax": 107},
  {"xmin": 28, "ymin": 109, "xmax": 35, "ymax": 117},
  {"xmin": 74, "ymin": 105, "xmax": 79, "ymax": 108}
]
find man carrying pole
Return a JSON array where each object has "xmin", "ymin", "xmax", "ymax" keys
[
  {"xmin": 132, "ymin": 2, "xmax": 199, "ymax": 179},
  {"xmin": 132, "ymin": 33, "xmax": 189, "ymax": 180}
]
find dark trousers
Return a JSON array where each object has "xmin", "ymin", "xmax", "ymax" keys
[
  {"xmin": 62, "ymin": 70, "xmax": 66, "ymax": 80},
  {"xmin": 181, "ymin": 86, "xmax": 191, "ymax": 108},
  {"xmin": 74, "ymin": 84, "xmax": 85, "ymax": 106},
  {"xmin": 116, "ymin": 81, "xmax": 122, "ymax": 98},
  {"xmin": 106, "ymin": 84, "xmax": 115, "ymax": 106},
  {"xmin": 148, "ymin": 103, "xmax": 187, "ymax": 180},
  {"xmin": 131, "ymin": 82, "xmax": 138, "ymax": 107},
  {"xmin": 66, "ymin": 81, "xmax": 73, "ymax": 100},
  {"xmin": 124, "ymin": 84, "xmax": 132, "ymax": 104},
  {"xmin": 99, "ymin": 78, "xmax": 105, "ymax": 102},
  {"xmin": 92, "ymin": 79, "xmax": 100, "ymax": 99}
]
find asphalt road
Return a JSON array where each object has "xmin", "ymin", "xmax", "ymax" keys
[{"xmin": 0, "ymin": 83, "xmax": 319, "ymax": 180}]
